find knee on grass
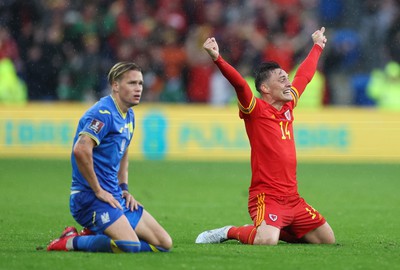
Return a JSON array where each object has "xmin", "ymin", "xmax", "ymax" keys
[
  {"xmin": 253, "ymin": 237, "xmax": 279, "ymax": 245},
  {"xmin": 253, "ymin": 233, "xmax": 279, "ymax": 246},
  {"xmin": 159, "ymin": 235, "xmax": 173, "ymax": 251}
]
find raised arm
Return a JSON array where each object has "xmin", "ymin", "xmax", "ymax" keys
[
  {"xmin": 292, "ymin": 27, "xmax": 327, "ymax": 96},
  {"xmin": 203, "ymin": 37, "xmax": 254, "ymax": 108}
]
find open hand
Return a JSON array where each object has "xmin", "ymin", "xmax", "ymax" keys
[
  {"xmin": 122, "ymin": 191, "xmax": 141, "ymax": 211},
  {"xmin": 95, "ymin": 189, "xmax": 122, "ymax": 210}
]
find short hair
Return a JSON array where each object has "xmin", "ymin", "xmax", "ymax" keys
[
  {"xmin": 254, "ymin": 61, "xmax": 281, "ymax": 92},
  {"xmin": 107, "ymin": 62, "xmax": 142, "ymax": 85}
]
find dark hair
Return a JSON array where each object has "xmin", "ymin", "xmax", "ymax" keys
[
  {"xmin": 254, "ymin": 61, "xmax": 281, "ymax": 92},
  {"xmin": 107, "ymin": 62, "xmax": 142, "ymax": 85}
]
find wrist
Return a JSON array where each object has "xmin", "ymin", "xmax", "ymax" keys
[
  {"xmin": 92, "ymin": 185, "xmax": 102, "ymax": 194},
  {"xmin": 119, "ymin": 183, "xmax": 129, "ymax": 192}
]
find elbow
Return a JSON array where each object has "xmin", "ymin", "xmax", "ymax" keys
[
  {"xmin": 73, "ymin": 136, "xmax": 95, "ymax": 162},
  {"xmin": 234, "ymin": 82, "xmax": 249, "ymax": 92},
  {"xmin": 238, "ymin": 79, "xmax": 249, "ymax": 88},
  {"xmin": 73, "ymin": 143, "xmax": 90, "ymax": 163},
  {"xmin": 73, "ymin": 144, "xmax": 83, "ymax": 162}
]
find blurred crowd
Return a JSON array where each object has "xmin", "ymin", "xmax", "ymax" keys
[{"xmin": 1, "ymin": 0, "xmax": 400, "ymax": 108}]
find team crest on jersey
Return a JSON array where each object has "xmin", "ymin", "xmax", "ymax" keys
[
  {"xmin": 269, "ymin": 214, "xmax": 278, "ymax": 222},
  {"xmin": 101, "ymin": 212, "xmax": 110, "ymax": 224},
  {"xmin": 88, "ymin": 119, "xmax": 104, "ymax": 134},
  {"xmin": 284, "ymin": 110, "xmax": 291, "ymax": 121}
]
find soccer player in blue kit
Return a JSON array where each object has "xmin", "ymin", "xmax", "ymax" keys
[{"xmin": 47, "ymin": 62, "xmax": 172, "ymax": 253}]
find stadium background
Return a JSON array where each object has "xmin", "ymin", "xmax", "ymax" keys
[{"xmin": 1, "ymin": 0, "xmax": 400, "ymax": 162}]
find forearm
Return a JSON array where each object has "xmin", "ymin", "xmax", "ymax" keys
[
  {"xmin": 118, "ymin": 172, "xmax": 129, "ymax": 191},
  {"xmin": 214, "ymin": 55, "xmax": 254, "ymax": 106},
  {"xmin": 292, "ymin": 44, "xmax": 323, "ymax": 93},
  {"xmin": 295, "ymin": 45, "xmax": 322, "ymax": 82},
  {"xmin": 214, "ymin": 56, "xmax": 247, "ymax": 88},
  {"xmin": 118, "ymin": 150, "xmax": 129, "ymax": 190},
  {"xmin": 118, "ymin": 171, "xmax": 128, "ymax": 185},
  {"xmin": 75, "ymin": 151, "xmax": 102, "ymax": 193},
  {"xmin": 73, "ymin": 135, "xmax": 102, "ymax": 193}
]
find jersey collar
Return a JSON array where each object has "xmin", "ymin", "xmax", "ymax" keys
[{"xmin": 110, "ymin": 95, "xmax": 127, "ymax": 119}]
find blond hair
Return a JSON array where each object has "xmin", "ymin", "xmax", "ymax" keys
[{"xmin": 107, "ymin": 62, "xmax": 141, "ymax": 85}]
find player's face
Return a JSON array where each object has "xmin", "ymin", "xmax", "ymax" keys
[
  {"xmin": 116, "ymin": 70, "xmax": 143, "ymax": 108},
  {"xmin": 266, "ymin": 69, "xmax": 292, "ymax": 103}
]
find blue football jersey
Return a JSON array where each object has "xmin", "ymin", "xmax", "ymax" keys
[{"xmin": 70, "ymin": 95, "xmax": 135, "ymax": 195}]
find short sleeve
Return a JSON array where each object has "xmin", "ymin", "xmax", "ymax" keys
[{"xmin": 79, "ymin": 108, "xmax": 113, "ymax": 145}]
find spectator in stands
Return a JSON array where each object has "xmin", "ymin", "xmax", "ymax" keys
[
  {"xmin": 1, "ymin": 0, "xmax": 400, "ymax": 106},
  {"xmin": 367, "ymin": 61, "xmax": 400, "ymax": 110}
]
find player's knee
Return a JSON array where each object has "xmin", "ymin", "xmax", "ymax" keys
[
  {"xmin": 253, "ymin": 234, "xmax": 279, "ymax": 245},
  {"xmin": 321, "ymin": 231, "xmax": 335, "ymax": 244},
  {"xmin": 304, "ymin": 226, "xmax": 335, "ymax": 244},
  {"xmin": 325, "ymin": 237, "xmax": 335, "ymax": 244},
  {"xmin": 311, "ymin": 235, "xmax": 335, "ymax": 244},
  {"xmin": 159, "ymin": 234, "xmax": 173, "ymax": 250},
  {"xmin": 254, "ymin": 237, "xmax": 279, "ymax": 245},
  {"xmin": 317, "ymin": 224, "xmax": 335, "ymax": 244},
  {"xmin": 253, "ymin": 223, "xmax": 280, "ymax": 245}
]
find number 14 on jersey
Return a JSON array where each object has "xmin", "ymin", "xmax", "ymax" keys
[{"xmin": 279, "ymin": 121, "xmax": 291, "ymax": 140}]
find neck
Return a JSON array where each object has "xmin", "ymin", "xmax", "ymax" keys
[
  {"xmin": 111, "ymin": 93, "xmax": 128, "ymax": 113},
  {"xmin": 270, "ymin": 102, "xmax": 284, "ymax": 111},
  {"xmin": 262, "ymin": 95, "xmax": 284, "ymax": 111}
]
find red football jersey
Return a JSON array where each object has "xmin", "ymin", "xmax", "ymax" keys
[{"xmin": 214, "ymin": 45, "xmax": 323, "ymax": 197}]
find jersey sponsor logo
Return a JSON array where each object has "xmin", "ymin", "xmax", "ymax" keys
[
  {"xmin": 89, "ymin": 119, "xmax": 105, "ymax": 134},
  {"xmin": 101, "ymin": 212, "xmax": 110, "ymax": 224},
  {"xmin": 99, "ymin": 110, "xmax": 111, "ymax": 114},
  {"xmin": 269, "ymin": 214, "xmax": 278, "ymax": 222},
  {"xmin": 284, "ymin": 110, "xmax": 291, "ymax": 121}
]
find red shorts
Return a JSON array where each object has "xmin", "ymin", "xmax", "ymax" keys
[{"xmin": 248, "ymin": 193, "xmax": 326, "ymax": 238}]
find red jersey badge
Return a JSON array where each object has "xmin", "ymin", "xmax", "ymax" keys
[
  {"xmin": 88, "ymin": 119, "xmax": 105, "ymax": 134},
  {"xmin": 269, "ymin": 214, "xmax": 278, "ymax": 222}
]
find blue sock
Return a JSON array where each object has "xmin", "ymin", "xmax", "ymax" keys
[
  {"xmin": 139, "ymin": 240, "xmax": 169, "ymax": 252},
  {"xmin": 73, "ymin": 236, "xmax": 141, "ymax": 253},
  {"xmin": 73, "ymin": 235, "xmax": 113, "ymax": 252},
  {"xmin": 113, "ymin": 240, "xmax": 141, "ymax": 253}
]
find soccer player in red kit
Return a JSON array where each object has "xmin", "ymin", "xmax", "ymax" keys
[{"xmin": 195, "ymin": 27, "xmax": 335, "ymax": 245}]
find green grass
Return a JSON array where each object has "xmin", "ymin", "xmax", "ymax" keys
[{"xmin": 0, "ymin": 159, "xmax": 399, "ymax": 270}]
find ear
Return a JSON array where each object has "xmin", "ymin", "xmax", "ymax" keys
[
  {"xmin": 259, "ymin": 83, "xmax": 269, "ymax": 94},
  {"xmin": 112, "ymin": 81, "xmax": 119, "ymax": 92}
]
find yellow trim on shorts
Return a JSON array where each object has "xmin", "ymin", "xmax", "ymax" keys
[{"xmin": 256, "ymin": 193, "xmax": 265, "ymax": 227}]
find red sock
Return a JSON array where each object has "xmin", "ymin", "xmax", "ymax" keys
[{"xmin": 227, "ymin": 225, "xmax": 257, "ymax": 245}]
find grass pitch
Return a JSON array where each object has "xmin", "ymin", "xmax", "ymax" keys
[{"xmin": 0, "ymin": 159, "xmax": 399, "ymax": 270}]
